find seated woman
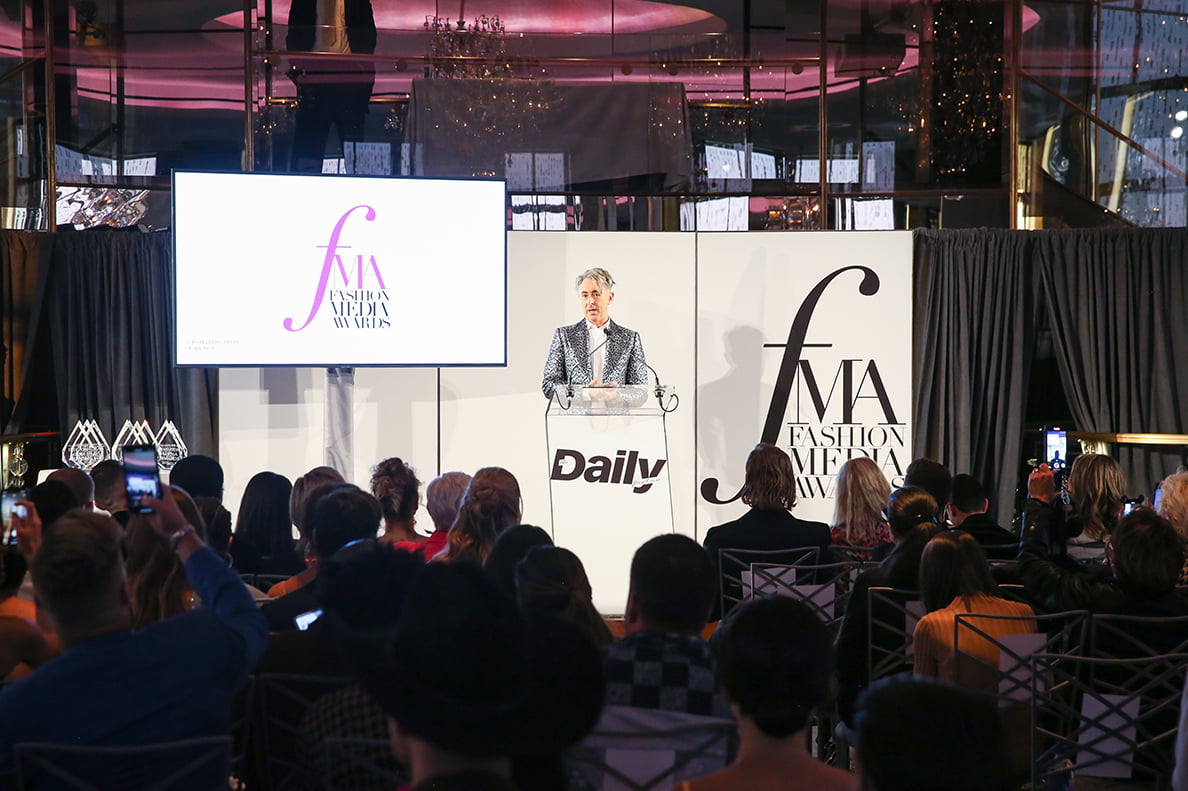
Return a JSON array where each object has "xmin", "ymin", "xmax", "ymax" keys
[
  {"xmin": 913, "ymin": 530, "xmax": 1035, "ymax": 686},
  {"xmin": 369, "ymin": 456, "xmax": 423, "ymax": 548},
  {"xmin": 681, "ymin": 596, "xmax": 855, "ymax": 791},
  {"xmin": 831, "ymin": 457, "xmax": 892, "ymax": 554},
  {"xmin": 437, "ymin": 467, "xmax": 522, "ymax": 565},
  {"xmin": 229, "ymin": 471, "xmax": 304, "ymax": 577},
  {"xmin": 126, "ymin": 487, "xmax": 209, "ymax": 627},
  {"xmin": 515, "ymin": 545, "xmax": 613, "ymax": 647},
  {"xmin": 268, "ymin": 466, "xmax": 345, "ymax": 598}
]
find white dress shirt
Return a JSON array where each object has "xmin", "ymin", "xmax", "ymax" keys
[{"xmin": 586, "ymin": 320, "xmax": 609, "ymax": 383}]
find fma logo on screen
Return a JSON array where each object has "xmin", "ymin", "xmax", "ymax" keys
[{"xmin": 283, "ymin": 204, "xmax": 391, "ymax": 332}]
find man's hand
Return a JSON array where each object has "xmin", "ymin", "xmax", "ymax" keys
[
  {"xmin": 12, "ymin": 501, "xmax": 42, "ymax": 562},
  {"xmin": 1028, "ymin": 463, "xmax": 1058, "ymax": 504},
  {"xmin": 141, "ymin": 486, "xmax": 190, "ymax": 538}
]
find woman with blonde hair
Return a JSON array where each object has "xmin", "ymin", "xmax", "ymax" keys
[
  {"xmin": 439, "ymin": 467, "xmax": 521, "ymax": 565},
  {"xmin": 126, "ymin": 487, "xmax": 208, "ymax": 628},
  {"xmin": 831, "ymin": 456, "xmax": 892, "ymax": 550},
  {"xmin": 1065, "ymin": 452, "xmax": 1126, "ymax": 560}
]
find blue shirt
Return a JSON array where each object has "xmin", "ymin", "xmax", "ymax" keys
[{"xmin": 0, "ymin": 547, "xmax": 267, "ymax": 788}]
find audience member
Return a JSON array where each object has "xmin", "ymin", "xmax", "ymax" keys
[
  {"xmin": 293, "ymin": 541, "xmax": 424, "ymax": 790},
  {"xmin": 440, "ymin": 467, "xmax": 522, "ymax": 566},
  {"xmin": 831, "ymin": 456, "xmax": 892, "ymax": 552},
  {"xmin": 28, "ymin": 479, "xmax": 80, "ymax": 529},
  {"xmin": 46, "ymin": 468, "xmax": 94, "ymax": 511},
  {"xmin": 904, "ymin": 458, "xmax": 953, "ymax": 523},
  {"xmin": 371, "ymin": 457, "xmax": 423, "ymax": 547},
  {"xmin": 0, "ymin": 489, "xmax": 266, "ymax": 786},
  {"xmin": 605, "ymin": 534, "xmax": 728, "ymax": 718},
  {"xmin": 1027, "ymin": 454, "xmax": 1126, "ymax": 562},
  {"xmin": 835, "ymin": 486, "xmax": 941, "ymax": 725},
  {"xmin": 168, "ymin": 454, "xmax": 224, "ymax": 501},
  {"xmin": 362, "ymin": 562, "xmax": 603, "ymax": 790},
  {"xmin": 289, "ymin": 465, "xmax": 347, "ymax": 559},
  {"xmin": 515, "ymin": 545, "xmax": 613, "ymax": 648},
  {"xmin": 90, "ymin": 459, "xmax": 126, "ymax": 521},
  {"xmin": 125, "ymin": 487, "xmax": 208, "ymax": 628},
  {"xmin": 0, "ymin": 550, "xmax": 34, "ymax": 624},
  {"xmin": 230, "ymin": 471, "xmax": 304, "ymax": 576},
  {"xmin": 913, "ymin": 530, "xmax": 1035, "ymax": 685},
  {"xmin": 393, "ymin": 471, "xmax": 470, "ymax": 561},
  {"xmin": 702, "ymin": 443, "xmax": 831, "ymax": 619},
  {"xmin": 166, "ymin": 456, "xmax": 234, "ymax": 559},
  {"xmin": 854, "ymin": 677, "xmax": 1012, "ymax": 791},
  {"xmin": 0, "ymin": 548, "xmax": 54, "ymax": 682},
  {"xmin": 682, "ymin": 596, "xmax": 853, "ymax": 791},
  {"xmin": 1020, "ymin": 498, "xmax": 1188, "ymax": 636},
  {"xmin": 484, "ymin": 524, "xmax": 553, "ymax": 601},
  {"xmin": 947, "ymin": 473, "xmax": 1017, "ymax": 560},
  {"xmin": 262, "ymin": 484, "xmax": 381, "ymax": 631},
  {"xmin": 270, "ymin": 466, "xmax": 346, "ymax": 597},
  {"xmin": 1156, "ymin": 471, "xmax": 1188, "ymax": 582}
]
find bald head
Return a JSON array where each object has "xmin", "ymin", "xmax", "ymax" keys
[{"xmin": 47, "ymin": 468, "xmax": 95, "ymax": 511}]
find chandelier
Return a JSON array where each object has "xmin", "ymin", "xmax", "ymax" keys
[{"xmin": 424, "ymin": 9, "xmax": 512, "ymax": 80}]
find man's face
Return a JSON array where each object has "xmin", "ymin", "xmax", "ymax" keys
[{"xmin": 578, "ymin": 277, "xmax": 613, "ymax": 327}]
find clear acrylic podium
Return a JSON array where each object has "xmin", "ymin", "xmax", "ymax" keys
[{"xmin": 545, "ymin": 385, "xmax": 675, "ymax": 614}]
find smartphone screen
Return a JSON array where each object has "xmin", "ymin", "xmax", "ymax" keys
[
  {"xmin": 123, "ymin": 445, "xmax": 161, "ymax": 513},
  {"xmin": 1154, "ymin": 487, "xmax": 1164, "ymax": 511},
  {"xmin": 0, "ymin": 489, "xmax": 27, "ymax": 543},
  {"xmin": 294, "ymin": 608, "xmax": 323, "ymax": 631},
  {"xmin": 1044, "ymin": 429, "xmax": 1067, "ymax": 467}
]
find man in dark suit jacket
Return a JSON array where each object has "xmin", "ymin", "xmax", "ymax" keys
[
  {"xmin": 702, "ymin": 443, "xmax": 831, "ymax": 621},
  {"xmin": 541, "ymin": 268, "xmax": 648, "ymax": 399},
  {"xmin": 948, "ymin": 473, "xmax": 1017, "ymax": 560}
]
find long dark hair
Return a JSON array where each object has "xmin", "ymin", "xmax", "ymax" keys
[
  {"xmin": 230, "ymin": 471, "xmax": 299, "ymax": 571},
  {"xmin": 919, "ymin": 530, "xmax": 997, "ymax": 612},
  {"xmin": 516, "ymin": 546, "xmax": 613, "ymax": 647}
]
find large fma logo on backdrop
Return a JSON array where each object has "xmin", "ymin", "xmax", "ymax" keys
[
  {"xmin": 701, "ymin": 264, "xmax": 908, "ymax": 506},
  {"xmin": 283, "ymin": 204, "xmax": 391, "ymax": 332}
]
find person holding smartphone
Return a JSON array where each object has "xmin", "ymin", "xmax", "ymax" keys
[{"xmin": 0, "ymin": 486, "xmax": 267, "ymax": 787}]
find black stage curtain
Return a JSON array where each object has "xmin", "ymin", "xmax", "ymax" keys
[
  {"xmin": 1036, "ymin": 229, "xmax": 1188, "ymax": 500},
  {"xmin": 47, "ymin": 229, "xmax": 217, "ymax": 457},
  {"xmin": 914, "ymin": 228, "xmax": 1188, "ymax": 525},
  {"xmin": 0, "ymin": 232, "xmax": 53, "ymax": 433},
  {"xmin": 0, "ymin": 228, "xmax": 217, "ymax": 457},
  {"xmin": 913, "ymin": 230, "xmax": 1039, "ymax": 528}
]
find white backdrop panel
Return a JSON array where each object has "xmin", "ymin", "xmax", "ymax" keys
[
  {"xmin": 696, "ymin": 232, "xmax": 913, "ymax": 528},
  {"xmin": 439, "ymin": 232, "xmax": 697, "ymax": 604},
  {"xmin": 219, "ymin": 367, "xmax": 327, "ymax": 524}
]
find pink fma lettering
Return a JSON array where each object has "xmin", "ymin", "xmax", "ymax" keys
[{"xmin": 284, "ymin": 205, "xmax": 386, "ymax": 332}]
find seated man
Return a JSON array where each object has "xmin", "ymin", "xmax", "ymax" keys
[
  {"xmin": 0, "ymin": 488, "xmax": 266, "ymax": 785},
  {"xmin": 45, "ymin": 469, "xmax": 95, "ymax": 513},
  {"xmin": 604, "ymin": 534, "xmax": 728, "ymax": 718},
  {"xmin": 260, "ymin": 484, "xmax": 382, "ymax": 632},
  {"xmin": 948, "ymin": 473, "xmax": 1016, "ymax": 560}
]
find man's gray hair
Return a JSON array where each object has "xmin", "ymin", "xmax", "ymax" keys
[{"xmin": 575, "ymin": 268, "xmax": 615, "ymax": 292}]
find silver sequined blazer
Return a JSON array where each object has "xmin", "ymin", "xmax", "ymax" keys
[{"xmin": 541, "ymin": 318, "xmax": 648, "ymax": 398}]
